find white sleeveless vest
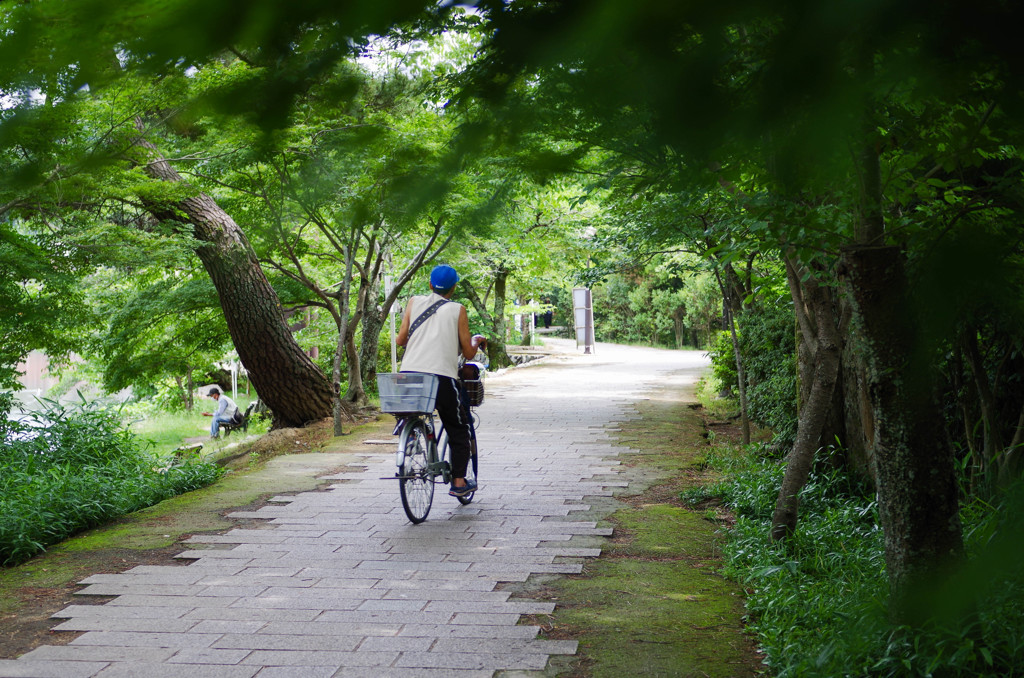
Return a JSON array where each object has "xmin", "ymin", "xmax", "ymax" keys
[{"xmin": 400, "ymin": 292, "xmax": 462, "ymax": 379}]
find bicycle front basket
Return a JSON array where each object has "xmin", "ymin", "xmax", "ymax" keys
[{"xmin": 377, "ymin": 372, "xmax": 439, "ymax": 414}]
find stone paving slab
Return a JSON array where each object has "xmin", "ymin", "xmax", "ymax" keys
[
  {"xmin": 0, "ymin": 660, "xmax": 111, "ymax": 678},
  {"xmin": 0, "ymin": 340, "xmax": 707, "ymax": 677}
]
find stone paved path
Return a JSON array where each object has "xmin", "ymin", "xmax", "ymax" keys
[{"xmin": 0, "ymin": 339, "xmax": 708, "ymax": 678}]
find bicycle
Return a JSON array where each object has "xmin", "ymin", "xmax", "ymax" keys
[{"xmin": 377, "ymin": 368, "xmax": 483, "ymax": 524}]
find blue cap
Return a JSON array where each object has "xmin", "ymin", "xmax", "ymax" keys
[{"xmin": 430, "ymin": 264, "xmax": 459, "ymax": 291}]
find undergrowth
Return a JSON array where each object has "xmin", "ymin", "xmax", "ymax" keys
[
  {"xmin": 0, "ymin": 396, "xmax": 223, "ymax": 567},
  {"xmin": 686, "ymin": 448, "xmax": 1024, "ymax": 677}
]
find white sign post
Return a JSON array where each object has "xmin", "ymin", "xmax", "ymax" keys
[{"xmin": 572, "ymin": 287, "xmax": 595, "ymax": 354}]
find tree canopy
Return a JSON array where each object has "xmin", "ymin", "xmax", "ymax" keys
[{"xmin": 2, "ymin": 0, "xmax": 1024, "ymax": 645}]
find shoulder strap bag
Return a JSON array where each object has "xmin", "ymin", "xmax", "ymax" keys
[{"xmin": 407, "ymin": 299, "xmax": 449, "ymax": 341}]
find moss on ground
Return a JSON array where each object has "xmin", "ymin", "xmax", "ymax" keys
[{"xmin": 526, "ymin": 386, "xmax": 762, "ymax": 678}]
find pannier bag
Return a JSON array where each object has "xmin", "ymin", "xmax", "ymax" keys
[{"xmin": 459, "ymin": 362, "xmax": 485, "ymax": 407}]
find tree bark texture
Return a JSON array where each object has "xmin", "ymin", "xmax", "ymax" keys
[
  {"xmin": 340, "ymin": 272, "xmax": 368, "ymax": 410},
  {"xmin": 771, "ymin": 269, "xmax": 843, "ymax": 541},
  {"xmin": 492, "ymin": 268, "xmax": 509, "ymax": 362},
  {"xmin": 840, "ymin": 322, "xmax": 877, "ymax": 485},
  {"xmin": 841, "ymin": 245, "xmax": 964, "ymax": 623},
  {"xmin": 135, "ymin": 132, "xmax": 332, "ymax": 428},
  {"xmin": 359, "ymin": 273, "xmax": 387, "ymax": 388},
  {"xmin": 788, "ymin": 257, "xmax": 873, "ymax": 482},
  {"xmin": 330, "ymin": 240, "xmax": 356, "ymax": 436},
  {"xmin": 519, "ymin": 300, "xmax": 531, "ymax": 347}
]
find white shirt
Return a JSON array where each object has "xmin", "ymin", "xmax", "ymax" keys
[
  {"xmin": 214, "ymin": 394, "xmax": 238, "ymax": 419},
  {"xmin": 400, "ymin": 292, "xmax": 463, "ymax": 379}
]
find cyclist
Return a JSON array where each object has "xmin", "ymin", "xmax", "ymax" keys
[{"xmin": 396, "ymin": 264, "xmax": 486, "ymax": 497}]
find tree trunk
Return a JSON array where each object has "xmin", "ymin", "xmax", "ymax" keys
[
  {"xmin": 358, "ymin": 220, "xmax": 455, "ymax": 387},
  {"xmin": 344, "ymin": 235, "xmax": 391, "ymax": 409},
  {"xmin": 841, "ymin": 244, "xmax": 964, "ymax": 624},
  {"xmin": 331, "ymin": 322, "xmax": 347, "ymax": 436},
  {"xmin": 344, "ymin": 313, "xmax": 364, "ymax": 407},
  {"xmin": 673, "ymin": 308, "xmax": 685, "ymax": 348},
  {"xmin": 359, "ymin": 273, "xmax": 387, "ymax": 388},
  {"xmin": 519, "ymin": 301, "xmax": 531, "ymax": 346},
  {"xmin": 331, "ymin": 241, "xmax": 356, "ymax": 436},
  {"xmin": 339, "ymin": 292, "xmax": 364, "ymax": 412},
  {"xmin": 174, "ymin": 375, "xmax": 186, "ymax": 410},
  {"xmin": 839, "ymin": 319, "xmax": 877, "ymax": 485},
  {"xmin": 961, "ymin": 325, "xmax": 1002, "ymax": 474},
  {"xmin": 711, "ymin": 255, "xmax": 751, "ymax": 443},
  {"xmin": 1000, "ymin": 402, "xmax": 1024, "ymax": 484},
  {"xmin": 463, "ymin": 268, "xmax": 513, "ymax": 369},
  {"xmin": 493, "ymin": 267, "xmax": 509, "ymax": 356},
  {"xmin": 771, "ymin": 271, "xmax": 842, "ymax": 540},
  {"xmin": 133, "ymin": 129, "xmax": 332, "ymax": 428},
  {"xmin": 726, "ymin": 305, "xmax": 751, "ymax": 445}
]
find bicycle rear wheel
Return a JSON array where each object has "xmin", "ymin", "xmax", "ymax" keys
[
  {"xmin": 399, "ymin": 419, "xmax": 434, "ymax": 523},
  {"xmin": 439, "ymin": 429, "xmax": 478, "ymax": 505}
]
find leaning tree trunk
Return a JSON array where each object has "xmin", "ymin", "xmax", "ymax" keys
[
  {"xmin": 842, "ymin": 244, "xmax": 964, "ymax": 624},
  {"xmin": 771, "ymin": 271, "xmax": 842, "ymax": 541},
  {"xmin": 133, "ymin": 129, "xmax": 332, "ymax": 428}
]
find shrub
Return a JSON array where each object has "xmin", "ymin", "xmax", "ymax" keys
[
  {"xmin": 738, "ymin": 304, "xmax": 797, "ymax": 446},
  {"xmin": 699, "ymin": 447, "xmax": 1024, "ymax": 677},
  {"xmin": 709, "ymin": 305, "xmax": 798, "ymax": 446},
  {"xmin": 0, "ymin": 396, "xmax": 222, "ymax": 566},
  {"xmin": 707, "ymin": 330, "xmax": 738, "ymax": 395}
]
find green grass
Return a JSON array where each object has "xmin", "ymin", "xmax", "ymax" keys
[
  {"xmin": 694, "ymin": 375, "xmax": 738, "ymax": 420},
  {"xmin": 129, "ymin": 395, "xmax": 266, "ymax": 458}
]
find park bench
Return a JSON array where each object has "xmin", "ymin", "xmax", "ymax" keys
[
  {"xmin": 155, "ymin": 442, "xmax": 203, "ymax": 472},
  {"xmin": 222, "ymin": 401, "xmax": 257, "ymax": 437}
]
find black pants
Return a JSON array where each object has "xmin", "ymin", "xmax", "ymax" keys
[{"xmin": 435, "ymin": 376, "xmax": 472, "ymax": 479}]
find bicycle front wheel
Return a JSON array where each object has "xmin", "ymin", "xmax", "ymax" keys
[{"xmin": 399, "ymin": 419, "xmax": 434, "ymax": 523}]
